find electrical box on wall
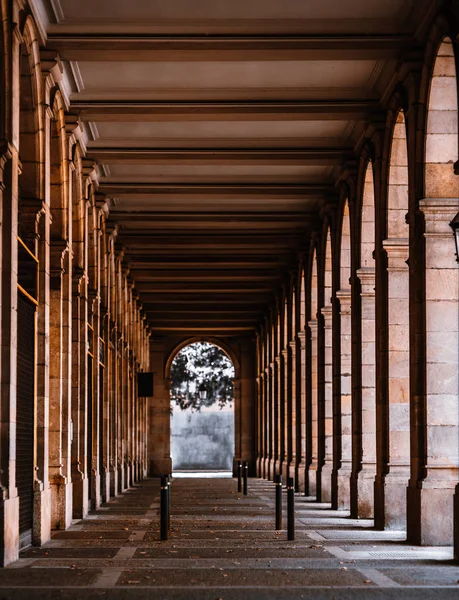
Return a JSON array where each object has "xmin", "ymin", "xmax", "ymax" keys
[{"xmin": 137, "ymin": 372, "xmax": 154, "ymax": 397}]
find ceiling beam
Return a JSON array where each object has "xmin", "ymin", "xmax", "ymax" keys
[
  {"xmin": 100, "ymin": 182, "xmax": 331, "ymax": 197},
  {"xmin": 89, "ymin": 148, "xmax": 349, "ymax": 166},
  {"xmin": 74, "ymin": 100, "xmax": 378, "ymax": 122},
  {"xmin": 49, "ymin": 34, "xmax": 409, "ymax": 61}
]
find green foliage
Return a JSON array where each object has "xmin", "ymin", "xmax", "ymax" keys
[{"xmin": 170, "ymin": 342, "xmax": 234, "ymax": 411}]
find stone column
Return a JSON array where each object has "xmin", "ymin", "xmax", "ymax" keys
[
  {"xmin": 281, "ymin": 347, "xmax": 290, "ymax": 481},
  {"xmin": 406, "ymin": 199, "xmax": 459, "ymax": 546},
  {"xmin": 48, "ymin": 241, "xmax": 73, "ymax": 530},
  {"xmin": 148, "ymin": 339, "xmax": 172, "ymax": 476},
  {"xmin": 0, "ymin": 146, "xmax": 20, "ymax": 564},
  {"xmin": 274, "ymin": 355, "xmax": 282, "ymax": 476},
  {"xmin": 296, "ymin": 331, "xmax": 307, "ymax": 492},
  {"xmin": 262, "ymin": 367, "xmax": 269, "ymax": 478},
  {"xmin": 353, "ymin": 268, "xmax": 376, "ymax": 518},
  {"xmin": 268, "ymin": 360, "xmax": 275, "ymax": 479},
  {"xmin": 306, "ymin": 320, "xmax": 318, "ymax": 496},
  {"xmin": 289, "ymin": 340, "xmax": 297, "ymax": 482},
  {"xmin": 335, "ymin": 291, "xmax": 352, "ymax": 509},
  {"xmin": 319, "ymin": 306, "xmax": 333, "ymax": 501},
  {"xmin": 374, "ymin": 240, "xmax": 410, "ymax": 530},
  {"xmin": 240, "ymin": 340, "xmax": 256, "ymax": 471}
]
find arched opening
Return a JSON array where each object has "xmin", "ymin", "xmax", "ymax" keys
[
  {"xmin": 170, "ymin": 342, "xmax": 235, "ymax": 475},
  {"xmin": 307, "ymin": 246, "xmax": 319, "ymax": 496},
  {"xmin": 320, "ymin": 226, "xmax": 333, "ymax": 501},
  {"xmin": 381, "ymin": 108, "xmax": 410, "ymax": 531},
  {"xmin": 335, "ymin": 199, "xmax": 352, "ymax": 510},
  {"xmin": 355, "ymin": 161, "xmax": 376, "ymax": 518}
]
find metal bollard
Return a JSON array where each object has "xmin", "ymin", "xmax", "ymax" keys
[
  {"xmin": 167, "ymin": 475, "xmax": 171, "ymax": 531},
  {"xmin": 243, "ymin": 461, "xmax": 248, "ymax": 496},
  {"xmin": 287, "ymin": 476, "xmax": 295, "ymax": 541},
  {"xmin": 275, "ymin": 474, "xmax": 283, "ymax": 530},
  {"xmin": 237, "ymin": 461, "xmax": 242, "ymax": 493},
  {"xmin": 160, "ymin": 475, "xmax": 168, "ymax": 541}
]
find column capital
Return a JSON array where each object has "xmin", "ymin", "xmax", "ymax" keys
[
  {"xmin": 356, "ymin": 267, "xmax": 376, "ymax": 296},
  {"xmin": 320, "ymin": 305, "xmax": 333, "ymax": 323},
  {"xmin": 383, "ymin": 238, "xmax": 409, "ymax": 268},
  {"xmin": 336, "ymin": 289, "xmax": 351, "ymax": 314}
]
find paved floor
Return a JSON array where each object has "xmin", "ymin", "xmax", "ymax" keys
[{"xmin": 1, "ymin": 477, "xmax": 459, "ymax": 599}]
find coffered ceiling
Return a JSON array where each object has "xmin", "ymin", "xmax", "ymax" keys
[{"xmin": 31, "ymin": 0, "xmax": 438, "ymax": 335}]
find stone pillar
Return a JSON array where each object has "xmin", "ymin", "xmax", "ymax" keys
[
  {"xmin": 406, "ymin": 199, "xmax": 459, "ymax": 546},
  {"xmin": 0, "ymin": 146, "xmax": 20, "ymax": 564},
  {"xmin": 148, "ymin": 340, "xmax": 172, "ymax": 476},
  {"xmin": 296, "ymin": 331, "xmax": 307, "ymax": 492},
  {"xmin": 306, "ymin": 320, "xmax": 318, "ymax": 496},
  {"xmin": 335, "ymin": 291, "xmax": 352, "ymax": 509},
  {"xmin": 49, "ymin": 241, "xmax": 73, "ymax": 530},
  {"xmin": 274, "ymin": 355, "xmax": 282, "ymax": 476},
  {"xmin": 262, "ymin": 367, "xmax": 269, "ymax": 479},
  {"xmin": 374, "ymin": 240, "xmax": 410, "ymax": 530},
  {"xmin": 267, "ymin": 361, "xmax": 275, "ymax": 479},
  {"xmin": 239, "ymin": 339, "xmax": 256, "ymax": 472},
  {"xmin": 281, "ymin": 348, "xmax": 289, "ymax": 481},
  {"xmin": 319, "ymin": 306, "xmax": 333, "ymax": 501},
  {"xmin": 352, "ymin": 268, "xmax": 376, "ymax": 518},
  {"xmin": 289, "ymin": 340, "xmax": 297, "ymax": 482}
]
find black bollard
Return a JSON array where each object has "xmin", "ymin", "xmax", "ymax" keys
[
  {"xmin": 160, "ymin": 475, "xmax": 168, "ymax": 541},
  {"xmin": 167, "ymin": 475, "xmax": 171, "ymax": 531},
  {"xmin": 275, "ymin": 474, "xmax": 283, "ymax": 530},
  {"xmin": 237, "ymin": 461, "xmax": 242, "ymax": 493},
  {"xmin": 243, "ymin": 461, "xmax": 248, "ymax": 496},
  {"xmin": 287, "ymin": 476, "xmax": 295, "ymax": 541}
]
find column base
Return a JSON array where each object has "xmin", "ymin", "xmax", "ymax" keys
[
  {"xmin": 296, "ymin": 461, "xmax": 306, "ymax": 494},
  {"xmin": 0, "ymin": 494, "xmax": 19, "ymax": 566},
  {"xmin": 50, "ymin": 477, "xmax": 73, "ymax": 530},
  {"xmin": 267, "ymin": 458, "xmax": 276, "ymax": 481},
  {"xmin": 90, "ymin": 472, "xmax": 101, "ymax": 510},
  {"xmin": 407, "ymin": 482, "xmax": 455, "ymax": 546},
  {"xmin": 72, "ymin": 474, "xmax": 89, "ymax": 519},
  {"xmin": 256, "ymin": 456, "xmax": 263, "ymax": 477},
  {"xmin": 319, "ymin": 462, "xmax": 333, "ymax": 503},
  {"xmin": 100, "ymin": 467, "xmax": 110, "ymax": 504},
  {"xmin": 306, "ymin": 462, "xmax": 318, "ymax": 498},
  {"xmin": 336, "ymin": 466, "xmax": 351, "ymax": 510},
  {"xmin": 33, "ymin": 485, "xmax": 51, "ymax": 547},
  {"xmin": 109, "ymin": 466, "xmax": 118, "ymax": 498},
  {"xmin": 351, "ymin": 465, "xmax": 376, "ymax": 519},
  {"xmin": 374, "ymin": 471, "xmax": 408, "ymax": 531}
]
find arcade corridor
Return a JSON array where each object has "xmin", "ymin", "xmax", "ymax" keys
[
  {"xmin": 2, "ymin": 0, "xmax": 459, "ymax": 592},
  {"xmin": 1, "ymin": 476, "xmax": 458, "ymax": 599}
]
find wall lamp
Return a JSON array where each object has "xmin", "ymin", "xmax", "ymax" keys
[
  {"xmin": 198, "ymin": 382, "xmax": 207, "ymax": 400},
  {"xmin": 449, "ymin": 212, "xmax": 459, "ymax": 262}
]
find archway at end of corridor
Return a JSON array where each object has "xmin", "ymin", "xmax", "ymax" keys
[{"xmin": 170, "ymin": 342, "xmax": 235, "ymax": 475}]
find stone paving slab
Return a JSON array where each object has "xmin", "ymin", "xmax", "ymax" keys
[{"xmin": 1, "ymin": 476, "xmax": 455, "ymax": 599}]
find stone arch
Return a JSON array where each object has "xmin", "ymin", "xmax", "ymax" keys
[
  {"xmin": 306, "ymin": 241, "xmax": 319, "ymax": 496},
  {"xmin": 425, "ymin": 37, "xmax": 458, "ymax": 197},
  {"xmin": 319, "ymin": 222, "xmax": 333, "ymax": 502},
  {"xmin": 335, "ymin": 195, "xmax": 352, "ymax": 510},
  {"xmin": 165, "ymin": 336, "xmax": 240, "ymax": 380},
  {"xmin": 354, "ymin": 157, "xmax": 377, "ymax": 518},
  {"xmin": 18, "ymin": 15, "xmax": 44, "ymax": 221},
  {"xmin": 49, "ymin": 90, "xmax": 70, "ymax": 240}
]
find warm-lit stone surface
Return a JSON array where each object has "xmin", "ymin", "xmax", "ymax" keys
[{"xmin": 1, "ymin": 477, "xmax": 457, "ymax": 599}]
